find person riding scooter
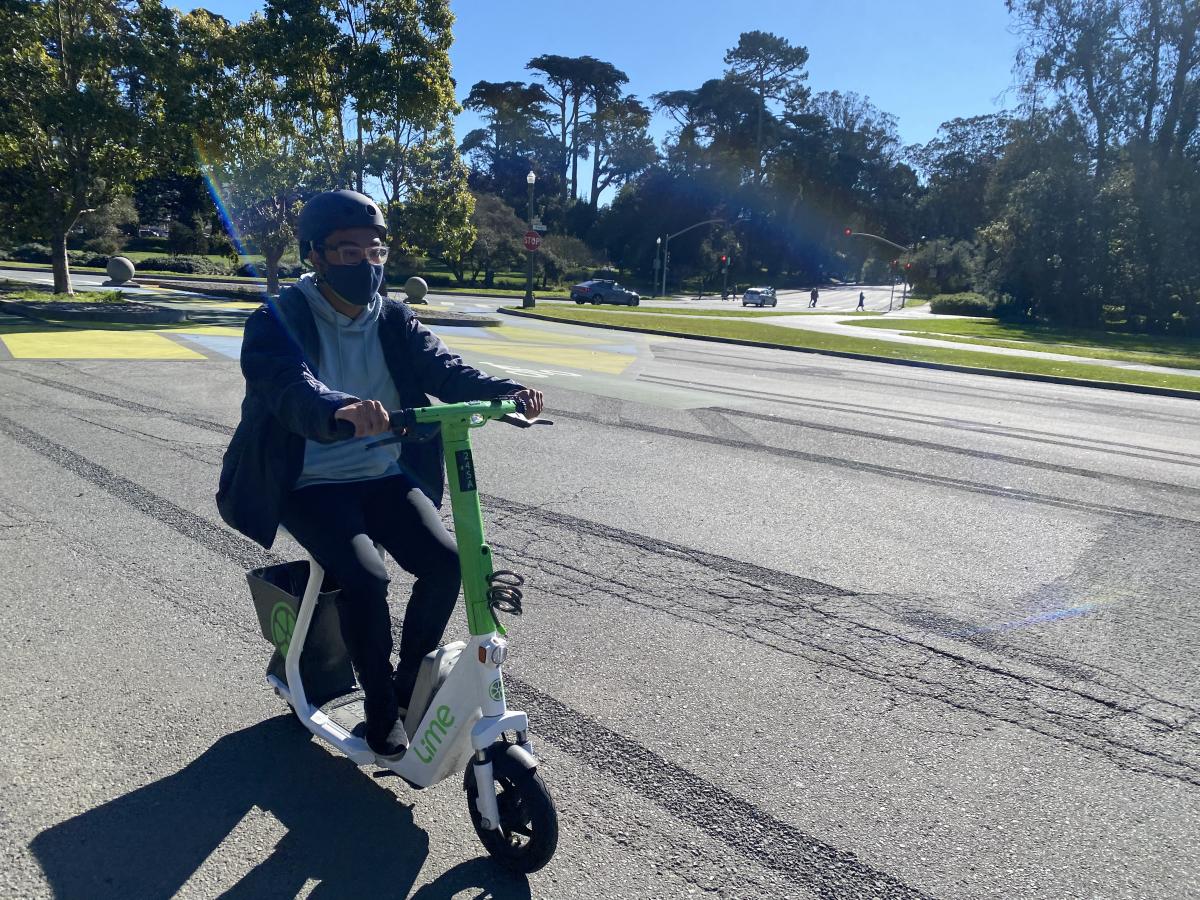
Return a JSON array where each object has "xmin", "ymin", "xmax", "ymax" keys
[{"xmin": 216, "ymin": 189, "xmax": 544, "ymax": 760}]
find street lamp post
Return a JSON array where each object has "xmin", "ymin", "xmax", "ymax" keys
[
  {"xmin": 662, "ymin": 218, "xmax": 723, "ymax": 300},
  {"xmin": 844, "ymin": 229, "xmax": 918, "ymax": 312},
  {"xmin": 657, "ymin": 236, "xmax": 667, "ymax": 300},
  {"xmin": 523, "ymin": 170, "xmax": 536, "ymax": 309}
]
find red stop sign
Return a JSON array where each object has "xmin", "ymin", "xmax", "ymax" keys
[{"xmin": 523, "ymin": 231, "xmax": 542, "ymax": 252}]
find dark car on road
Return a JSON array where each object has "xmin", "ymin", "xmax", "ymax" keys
[{"xmin": 571, "ymin": 279, "xmax": 640, "ymax": 306}]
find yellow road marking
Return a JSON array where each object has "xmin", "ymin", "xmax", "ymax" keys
[
  {"xmin": 1, "ymin": 329, "xmax": 205, "ymax": 359},
  {"xmin": 443, "ymin": 335, "xmax": 632, "ymax": 375},
  {"xmin": 487, "ymin": 324, "xmax": 610, "ymax": 346}
]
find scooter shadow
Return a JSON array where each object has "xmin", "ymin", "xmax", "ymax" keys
[
  {"xmin": 30, "ymin": 716, "xmax": 431, "ymax": 899},
  {"xmin": 408, "ymin": 858, "xmax": 533, "ymax": 900}
]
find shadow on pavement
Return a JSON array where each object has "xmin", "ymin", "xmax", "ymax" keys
[
  {"xmin": 30, "ymin": 716, "xmax": 430, "ymax": 899},
  {"xmin": 408, "ymin": 858, "xmax": 532, "ymax": 900}
]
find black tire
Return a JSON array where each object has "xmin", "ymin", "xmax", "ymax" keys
[
  {"xmin": 575, "ymin": 299, "xmax": 585, "ymax": 305},
  {"xmin": 592, "ymin": 295, "xmax": 603, "ymax": 305},
  {"xmin": 631, "ymin": 298, "xmax": 639, "ymax": 306},
  {"xmin": 466, "ymin": 755, "xmax": 558, "ymax": 873}
]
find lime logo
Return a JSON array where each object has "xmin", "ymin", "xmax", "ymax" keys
[
  {"xmin": 489, "ymin": 678, "xmax": 504, "ymax": 702},
  {"xmin": 270, "ymin": 602, "xmax": 296, "ymax": 657},
  {"xmin": 414, "ymin": 705, "xmax": 456, "ymax": 764}
]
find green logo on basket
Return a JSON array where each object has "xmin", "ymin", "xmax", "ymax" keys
[
  {"xmin": 271, "ymin": 602, "xmax": 296, "ymax": 657},
  {"xmin": 489, "ymin": 678, "xmax": 504, "ymax": 702}
]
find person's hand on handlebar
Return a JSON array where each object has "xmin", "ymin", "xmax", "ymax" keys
[
  {"xmin": 335, "ymin": 400, "xmax": 391, "ymax": 437},
  {"xmin": 511, "ymin": 388, "xmax": 544, "ymax": 420}
]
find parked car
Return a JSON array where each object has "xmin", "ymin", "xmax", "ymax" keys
[
  {"xmin": 742, "ymin": 286, "xmax": 777, "ymax": 307},
  {"xmin": 571, "ymin": 279, "xmax": 640, "ymax": 306}
]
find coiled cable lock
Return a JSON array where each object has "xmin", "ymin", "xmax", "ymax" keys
[{"xmin": 486, "ymin": 570, "xmax": 524, "ymax": 617}]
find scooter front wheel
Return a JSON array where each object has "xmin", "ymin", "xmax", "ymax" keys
[{"xmin": 466, "ymin": 754, "xmax": 558, "ymax": 873}]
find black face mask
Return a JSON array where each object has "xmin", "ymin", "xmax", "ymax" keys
[{"xmin": 321, "ymin": 261, "xmax": 384, "ymax": 307}]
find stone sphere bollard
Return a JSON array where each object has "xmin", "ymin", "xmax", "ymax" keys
[
  {"xmin": 106, "ymin": 256, "xmax": 135, "ymax": 284},
  {"xmin": 403, "ymin": 276, "xmax": 429, "ymax": 304}
]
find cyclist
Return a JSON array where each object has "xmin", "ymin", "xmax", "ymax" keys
[{"xmin": 218, "ymin": 189, "xmax": 543, "ymax": 759}]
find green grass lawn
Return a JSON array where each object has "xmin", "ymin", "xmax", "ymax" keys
[
  {"xmin": 1, "ymin": 286, "xmax": 127, "ymax": 304},
  {"xmin": 845, "ymin": 317, "xmax": 1200, "ymax": 370},
  {"xmin": 509, "ymin": 305, "xmax": 1200, "ymax": 394}
]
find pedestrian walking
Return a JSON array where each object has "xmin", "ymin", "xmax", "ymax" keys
[
  {"xmin": 857, "ymin": 291, "xmax": 865, "ymax": 311},
  {"xmin": 809, "ymin": 287, "xmax": 819, "ymax": 308}
]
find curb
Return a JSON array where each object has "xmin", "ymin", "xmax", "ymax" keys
[{"xmin": 499, "ymin": 308, "xmax": 1200, "ymax": 402}]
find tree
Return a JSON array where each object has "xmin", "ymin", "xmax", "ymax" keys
[
  {"xmin": 723, "ymin": 30, "xmax": 810, "ymax": 181},
  {"xmin": 911, "ymin": 114, "xmax": 1013, "ymax": 241},
  {"xmin": 260, "ymin": 0, "xmax": 457, "ymax": 193},
  {"xmin": 1001, "ymin": 0, "xmax": 1200, "ymax": 331},
  {"xmin": 197, "ymin": 17, "xmax": 309, "ymax": 295},
  {"xmin": 0, "ymin": 0, "xmax": 173, "ymax": 293},
  {"xmin": 526, "ymin": 54, "xmax": 597, "ymax": 199},
  {"xmin": 581, "ymin": 96, "xmax": 656, "ymax": 209},
  {"xmin": 465, "ymin": 192, "xmax": 524, "ymax": 288},
  {"xmin": 580, "ymin": 59, "xmax": 630, "ymax": 206},
  {"xmin": 388, "ymin": 125, "xmax": 476, "ymax": 282}
]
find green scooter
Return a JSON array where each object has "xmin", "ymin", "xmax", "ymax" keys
[{"xmin": 250, "ymin": 398, "xmax": 558, "ymax": 872}]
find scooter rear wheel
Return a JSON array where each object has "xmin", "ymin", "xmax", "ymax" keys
[{"xmin": 466, "ymin": 754, "xmax": 558, "ymax": 873}]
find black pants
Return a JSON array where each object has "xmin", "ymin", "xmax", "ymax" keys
[{"xmin": 280, "ymin": 475, "xmax": 460, "ymax": 741}]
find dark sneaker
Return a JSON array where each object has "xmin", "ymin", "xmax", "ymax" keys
[{"xmin": 367, "ymin": 716, "xmax": 409, "ymax": 761}]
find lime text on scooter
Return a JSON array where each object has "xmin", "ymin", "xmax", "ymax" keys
[{"xmin": 414, "ymin": 705, "xmax": 456, "ymax": 764}]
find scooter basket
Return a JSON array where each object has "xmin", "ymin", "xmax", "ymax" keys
[{"xmin": 247, "ymin": 560, "xmax": 356, "ymax": 708}]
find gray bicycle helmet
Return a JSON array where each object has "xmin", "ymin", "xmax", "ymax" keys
[{"xmin": 297, "ymin": 189, "xmax": 387, "ymax": 256}]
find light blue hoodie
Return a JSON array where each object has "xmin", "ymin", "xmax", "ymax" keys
[{"xmin": 294, "ymin": 274, "xmax": 403, "ymax": 488}]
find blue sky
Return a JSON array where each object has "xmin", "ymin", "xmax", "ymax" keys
[{"xmin": 180, "ymin": 0, "xmax": 1022, "ymax": 156}]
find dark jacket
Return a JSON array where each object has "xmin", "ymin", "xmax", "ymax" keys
[{"xmin": 216, "ymin": 285, "xmax": 522, "ymax": 548}]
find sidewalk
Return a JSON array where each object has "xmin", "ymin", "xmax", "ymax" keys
[{"xmin": 748, "ymin": 311, "xmax": 1200, "ymax": 379}]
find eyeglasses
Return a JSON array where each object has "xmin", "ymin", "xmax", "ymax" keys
[{"xmin": 319, "ymin": 244, "xmax": 389, "ymax": 266}]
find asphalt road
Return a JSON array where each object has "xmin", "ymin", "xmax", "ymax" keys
[{"xmin": 1, "ymin": 307, "xmax": 1198, "ymax": 899}]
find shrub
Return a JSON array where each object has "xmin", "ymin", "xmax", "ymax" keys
[
  {"xmin": 167, "ymin": 220, "xmax": 210, "ymax": 255},
  {"xmin": 8, "ymin": 242, "xmax": 52, "ymax": 262},
  {"xmin": 138, "ymin": 255, "xmax": 234, "ymax": 275},
  {"xmin": 67, "ymin": 251, "xmax": 109, "ymax": 268},
  {"xmin": 929, "ymin": 292, "xmax": 996, "ymax": 316},
  {"xmin": 236, "ymin": 261, "xmax": 302, "ymax": 279}
]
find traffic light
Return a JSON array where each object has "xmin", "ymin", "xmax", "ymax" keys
[
  {"xmin": 720, "ymin": 255, "xmax": 727, "ymax": 264},
  {"xmin": 843, "ymin": 227, "xmax": 853, "ymax": 237},
  {"xmin": 891, "ymin": 259, "xmax": 898, "ymax": 269},
  {"xmin": 904, "ymin": 262, "xmax": 912, "ymax": 270}
]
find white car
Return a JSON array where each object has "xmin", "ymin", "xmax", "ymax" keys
[{"xmin": 742, "ymin": 287, "xmax": 777, "ymax": 307}]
